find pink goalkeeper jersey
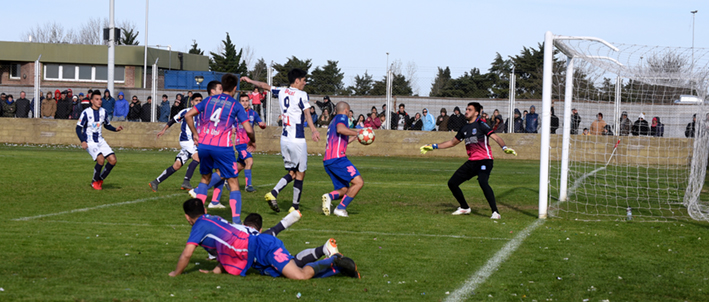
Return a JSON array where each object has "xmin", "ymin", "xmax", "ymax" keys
[
  {"xmin": 324, "ymin": 114, "xmax": 350, "ymax": 161},
  {"xmin": 193, "ymin": 93, "xmax": 248, "ymax": 147}
]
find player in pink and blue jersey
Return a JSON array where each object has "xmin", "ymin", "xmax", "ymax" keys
[
  {"xmin": 235, "ymin": 93, "xmax": 266, "ymax": 192},
  {"xmin": 184, "ymin": 74, "xmax": 255, "ymax": 224},
  {"xmin": 169, "ymin": 198, "xmax": 360, "ymax": 279},
  {"xmin": 320, "ymin": 102, "xmax": 365, "ymax": 218}
]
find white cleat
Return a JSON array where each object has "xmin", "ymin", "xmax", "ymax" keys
[
  {"xmin": 208, "ymin": 202, "xmax": 226, "ymax": 209},
  {"xmin": 324, "ymin": 238, "xmax": 339, "ymax": 257},
  {"xmin": 281, "ymin": 209, "xmax": 302, "ymax": 228},
  {"xmin": 188, "ymin": 189, "xmax": 197, "ymax": 198},
  {"xmin": 490, "ymin": 211, "xmax": 501, "ymax": 219},
  {"xmin": 452, "ymin": 207, "xmax": 471, "ymax": 215},
  {"xmin": 333, "ymin": 208, "xmax": 349, "ymax": 217},
  {"xmin": 321, "ymin": 193, "xmax": 332, "ymax": 216}
]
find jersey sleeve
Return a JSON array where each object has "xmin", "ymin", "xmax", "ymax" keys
[
  {"xmin": 335, "ymin": 115, "xmax": 348, "ymax": 127},
  {"xmin": 186, "ymin": 221, "xmax": 206, "ymax": 246},
  {"xmin": 253, "ymin": 111, "xmax": 263, "ymax": 124},
  {"xmin": 300, "ymin": 94, "xmax": 311, "ymax": 110},
  {"xmin": 479, "ymin": 121, "xmax": 494, "ymax": 136},
  {"xmin": 454, "ymin": 126, "xmax": 466, "ymax": 141},
  {"xmin": 270, "ymin": 87, "xmax": 280, "ymax": 97},
  {"xmin": 193, "ymin": 99, "xmax": 207, "ymax": 113},
  {"xmin": 234, "ymin": 103, "xmax": 249, "ymax": 126},
  {"xmin": 76, "ymin": 110, "xmax": 87, "ymax": 127}
]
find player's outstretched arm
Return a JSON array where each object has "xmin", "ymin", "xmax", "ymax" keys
[
  {"xmin": 304, "ymin": 108, "xmax": 320, "ymax": 142},
  {"xmin": 490, "ymin": 133, "xmax": 517, "ymax": 156},
  {"xmin": 420, "ymin": 138, "xmax": 459, "ymax": 154},
  {"xmin": 240, "ymin": 76, "xmax": 271, "ymax": 91},
  {"xmin": 169, "ymin": 243, "xmax": 197, "ymax": 277}
]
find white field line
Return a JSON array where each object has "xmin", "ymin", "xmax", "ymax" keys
[
  {"xmin": 444, "ymin": 219, "xmax": 544, "ymax": 302},
  {"xmin": 12, "ymin": 193, "xmax": 184, "ymax": 221}
]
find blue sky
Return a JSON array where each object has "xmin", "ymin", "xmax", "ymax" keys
[{"xmin": 1, "ymin": 0, "xmax": 706, "ymax": 95}]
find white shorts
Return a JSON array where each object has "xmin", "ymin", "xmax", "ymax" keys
[
  {"xmin": 280, "ymin": 138, "xmax": 307, "ymax": 172},
  {"xmin": 86, "ymin": 140, "xmax": 114, "ymax": 161},
  {"xmin": 176, "ymin": 141, "xmax": 197, "ymax": 164}
]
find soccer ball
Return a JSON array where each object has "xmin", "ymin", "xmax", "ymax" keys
[{"xmin": 357, "ymin": 128, "xmax": 375, "ymax": 145}]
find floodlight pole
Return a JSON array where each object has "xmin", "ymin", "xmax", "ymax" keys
[
  {"xmin": 691, "ymin": 10, "xmax": 698, "ymax": 76},
  {"xmin": 33, "ymin": 55, "xmax": 41, "ymax": 118},
  {"xmin": 107, "ymin": 0, "xmax": 115, "ymax": 97},
  {"xmin": 142, "ymin": 0, "xmax": 149, "ymax": 89},
  {"xmin": 508, "ymin": 67, "xmax": 515, "ymax": 133}
]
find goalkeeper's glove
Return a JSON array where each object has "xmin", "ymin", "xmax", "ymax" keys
[
  {"xmin": 502, "ymin": 146, "xmax": 517, "ymax": 156},
  {"xmin": 420, "ymin": 144, "xmax": 437, "ymax": 154}
]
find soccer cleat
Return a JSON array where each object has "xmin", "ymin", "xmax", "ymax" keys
[
  {"xmin": 265, "ymin": 192, "xmax": 280, "ymax": 212},
  {"xmin": 333, "ymin": 254, "xmax": 360, "ymax": 279},
  {"xmin": 207, "ymin": 253, "xmax": 217, "ymax": 261},
  {"xmin": 321, "ymin": 193, "xmax": 332, "ymax": 216},
  {"xmin": 91, "ymin": 181, "xmax": 103, "ymax": 190},
  {"xmin": 148, "ymin": 180, "xmax": 159, "ymax": 192},
  {"xmin": 281, "ymin": 209, "xmax": 302, "ymax": 229},
  {"xmin": 452, "ymin": 207, "xmax": 471, "ymax": 215},
  {"xmin": 490, "ymin": 211, "xmax": 501, "ymax": 219},
  {"xmin": 180, "ymin": 181, "xmax": 193, "ymax": 190},
  {"xmin": 245, "ymin": 185, "xmax": 256, "ymax": 193},
  {"xmin": 188, "ymin": 189, "xmax": 197, "ymax": 198},
  {"xmin": 208, "ymin": 202, "xmax": 226, "ymax": 209},
  {"xmin": 324, "ymin": 238, "xmax": 339, "ymax": 257},
  {"xmin": 98, "ymin": 180, "xmax": 104, "ymax": 187},
  {"xmin": 333, "ymin": 208, "xmax": 349, "ymax": 217}
]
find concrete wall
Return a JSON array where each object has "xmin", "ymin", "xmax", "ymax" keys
[{"xmin": 0, "ymin": 118, "xmax": 694, "ymax": 166}]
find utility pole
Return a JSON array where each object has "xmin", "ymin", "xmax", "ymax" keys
[
  {"xmin": 691, "ymin": 10, "xmax": 698, "ymax": 73},
  {"xmin": 108, "ymin": 0, "xmax": 115, "ymax": 96}
]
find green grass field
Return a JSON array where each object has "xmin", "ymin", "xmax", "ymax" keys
[{"xmin": 2, "ymin": 144, "xmax": 709, "ymax": 301}]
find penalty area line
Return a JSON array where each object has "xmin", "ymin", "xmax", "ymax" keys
[
  {"xmin": 290, "ymin": 228, "xmax": 511, "ymax": 241},
  {"xmin": 12, "ymin": 193, "xmax": 184, "ymax": 221},
  {"xmin": 444, "ymin": 219, "xmax": 544, "ymax": 302}
]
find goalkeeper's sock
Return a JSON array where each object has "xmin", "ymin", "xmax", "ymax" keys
[
  {"xmin": 328, "ymin": 191, "xmax": 340, "ymax": 201},
  {"xmin": 271, "ymin": 173, "xmax": 293, "ymax": 198},
  {"xmin": 336, "ymin": 195, "xmax": 354, "ymax": 210}
]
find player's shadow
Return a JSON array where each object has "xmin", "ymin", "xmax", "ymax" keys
[
  {"xmin": 494, "ymin": 187, "xmax": 538, "ymax": 218},
  {"xmin": 100, "ymin": 183, "xmax": 121, "ymax": 189}
]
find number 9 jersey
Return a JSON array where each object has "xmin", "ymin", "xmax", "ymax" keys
[{"xmin": 272, "ymin": 86, "xmax": 311, "ymax": 141}]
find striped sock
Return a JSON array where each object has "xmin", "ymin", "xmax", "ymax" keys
[
  {"xmin": 244, "ymin": 169, "xmax": 252, "ymax": 187},
  {"xmin": 336, "ymin": 195, "xmax": 354, "ymax": 210},
  {"xmin": 229, "ymin": 190, "xmax": 242, "ymax": 224}
]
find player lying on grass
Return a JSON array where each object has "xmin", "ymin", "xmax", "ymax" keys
[
  {"xmin": 420, "ymin": 102, "xmax": 516, "ymax": 219},
  {"xmin": 321, "ymin": 101, "xmax": 365, "ymax": 217},
  {"xmin": 76, "ymin": 90, "xmax": 124, "ymax": 190},
  {"xmin": 149, "ymin": 93, "xmax": 205, "ymax": 192},
  {"xmin": 169, "ymin": 199, "xmax": 360, "ymax": 279}
]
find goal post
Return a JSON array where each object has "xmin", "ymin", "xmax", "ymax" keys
[{"xmin": 539, "ymin": 31, "xmax": 709, "ymax": 221}]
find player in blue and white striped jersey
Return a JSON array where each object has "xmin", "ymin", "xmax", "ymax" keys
[
  {"xmin": 76, "ymin": 90, "xmax": 124, "ymax": 190},
  {"xmin": 149, "ymin": 92, "xmax": 207, "ymax": 192}
]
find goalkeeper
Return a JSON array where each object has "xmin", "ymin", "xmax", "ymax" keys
[{"xmin": 420, "ymin": 102, "xmax": 516, "ymax": 219}]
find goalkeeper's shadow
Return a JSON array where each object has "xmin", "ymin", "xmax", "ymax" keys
[{"xmin": 495, "ymin": 187, "xmax": 538, "ymax": 218}]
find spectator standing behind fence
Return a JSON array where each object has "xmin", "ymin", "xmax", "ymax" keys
[
  {"xmin": 16, "ymin": 91, "xmax": 30, "ymax": 118},
  {"xmin": 70, "ymin": 95, "xmax": 82, "ymax": 119},
  {"xmin": 81, "ymin": 91, "xmax": 91, "ymax": 111},
  {"xmin": 364, "ymin": 112, "xmax": 381, "ymax": 129},
  {"xmin": 113, "ymin": 92, "xmax": 128, "ymax": 121},
  {"xmin": 316, "ymin": 96, "xmax": 336, "ymax": 118},
  {"xmin": 55, "ymin": 90, "xmax": 72, "ymax": 119},
  {"xmin": 632, "ymin": 113, "xmax": 650, "ymax": 136},
  {"xmin": 307, "ymin": 107, "xmax": 318, "ymax": 127},
  {"xmin": 589, "ymin": 112, "xmax": 606, "ymax": 135},
  {"xmin": 181, "ymin": 91, "xmax": 192, "ymax": 110},
  {"xmin": 128, "ymin": 96, "xmax": 142, "ymax": 122},
  {"xmin": 2, "ymin": 94, "xmax": 16, "ymax": 117},
  {"xmin": 650, "ymin": 117, "xmax": 664, "ymax": 137},
  {"xmin": 170, "ymin": 96, "xmax": 182, "ymax": 120},
  {"xmin": 422, "ymin": 108, "xmax": 435, "ymax": 131},
  {"xmin": 348, "ymin": 110, "xmax": 356, "ymax": 128},
  {"xmin": 436, "ymin": 108, "xmax": 449, "ymax": 131},
  {"xmin": 159, "ymin": 95, "xmax": 171, "ymax": 122},
  {"xmin": 492, "ymin": 115, "xmax": 505, "ymax": 134},
  {"xmin": 447, "ymin": 106, "xmax": 465, "ymax": 132},
  {"xmin": 249, "ymin": 87, "xmax": 266, "ymax": 119},
  {"xmin": 570, "ymin": 108, "xmax": 581, "ymax": 134},
  {"xmin": 391, "ymin": 104, "xmax": 410, "ymax": 130},
  {"xmin": 409, "ymin": 112, "xmax": 423, "ymax": 130},
  {"xmin": 525, "ymin": 106, "xmax": 539, "ymax": 133},
  {"xmin": 619, "ymin": 111, "xmax": 631, "ymax": 136},
  {"xmin": 685, "ymin": 114, "xmax": 696, "ymax": 138},
  {"xmin": 41, "ymin": 92, "xmax": 56, "ymax": 119},
  {"xmin": 102, "ymin": 89, "xmax": 115, "ymax": 121},
  {"xmin": 550, "ymin": 106, "xmax": 559, "ymax": 134},
  {"xmin": 509, "ymin": 108, "xmax": 524, "ymax": 133},
  {"xmin": 378, "ymin": 113, "xmax": 386, "ymax": 128},
  {"xmin": 317, "ymin": 108, "xmax": 332, "ymax": 128},
  {"xmin": 140, "ymin": 96, "xmax": 153, "ymax": 122},
  {"xmin": 355, "ymin": 114, "xmax": 366, "ymax": 129}
]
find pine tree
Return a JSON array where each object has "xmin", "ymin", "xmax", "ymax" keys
[
  {"xmin": 241, "ymin": 58, "xmax": 268, "ymax": 91},
  {"xmin": 346, "ymin": 71, "xmax": 374, "ymax": 95},
  {"xmin": 272, "ymin": 56, "xmax": 312, "ymax": 89},
  {"xmin": 189, "ymin": 40, "xmax": 204, "ymax": 55},
  {"xmin": 371, "ymin": 73, "xmax": 413, "ymax": 96},
  {"xmin": 309, "ymin": 60, "xmax": 345, "ymax": 95},
  {"xmin": 430, "ymin": 67, "xmax": 451, "ymax": 97},
  {"xmin": 209, "ymin": 32, "xmax": 248, "ymax": 75},
  {"xmin": 119, "ymin": 28, "xmax": 139, "ymax": 45}
]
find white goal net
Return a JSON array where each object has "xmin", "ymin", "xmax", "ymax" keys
[{"xmin": 545, "ymin": 35, "xmax": 709, "ymax": 221}]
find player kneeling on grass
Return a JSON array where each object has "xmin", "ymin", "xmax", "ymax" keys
[
  {"xmin": 420, "ymin": 102, "xmax": 516, "ymax": 219},
  {"xmin": 170, "ymin": 199, "xmax": 360, "ymax": 279},
  {"xmin": 321, "ymin": 101, "xmax": 364, "ymax": 218},
  {"xmin": 76, "ymin": 90, "xmax": 124, "ymax": 190}
]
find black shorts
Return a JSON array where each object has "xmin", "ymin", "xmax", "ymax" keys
[{"xmin": 451, "ymin": 159, "xmax": 494, "ymax": 182}]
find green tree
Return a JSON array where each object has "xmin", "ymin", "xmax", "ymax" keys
[
  {"xmin": 309, "ymin": 60, "xmax": 345, "ymax": 95},
  {"xmin": 371, "ymin": 73, "xmax": 413, "ymax": 96},
  {"xmin": 272, "ymin": 56, "xmax": 312, "ymax": 88},
  {"xmin": 429, "ymin": 67, "xmax": 451, "ymax": 97},
  {"xmin": 189, "ymin": 40, "xmax": 204, "ymax": 55},
  {"xmin": 241, "ymin": 58, "xmax": 268, "ymax": 91},
  {"xmin": 488, "ymin": 53, "xmax": 513, "ymax": 99},
  {"xmin": 346, "ymin": 71, "xmax": 374, "ymax": 95},
  {"xmin": 118, "ymin": 28, "xmax": 139, "ymax": 45},
  {"xmin": 509, "ymin": 43, "xmax": 563, "ymax": 99},
  {"xmin": 437, "ymin": 68, "xmax": 494, "ymax": 98},
  {"xmin": 209, "ymin": 32, "xmax": 248, "ymax": 75}
]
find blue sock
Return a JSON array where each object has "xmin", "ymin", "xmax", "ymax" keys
[
  {"xmin": 229, "ymin": 190, "xmax": 242, "ymax": 224},
  {"xmin": 195, "ymin": 182, "xmax": 209, "ymax": 203},
  {"xmin": 211, "ymin": 179, "xmax": 225, "ymax": 205},
  {"xmin": 244, "ymin": 169, "xmax": 252, "ymax": 187},
  {"xmin": 329, "ymin": 191, "xmax": 340, "ymax": 201},
  {"xmin": 207, "ymin": 172, "xmax": 222, "ymax": 189},
  {"xmin": 336, "ymin": 195, "xmax": 354, "ymax": 210},
  {"xmin": 306, "ymin": 256, "xmax": 338, "ymax": 278}
]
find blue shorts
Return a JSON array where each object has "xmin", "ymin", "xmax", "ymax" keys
[
  {"xmin": 323, "ymin": 157, "xmax": 360, "ymax": 190},
  {"xmin": 235, "ymin": 144, "xmax": 252, "ymax": 165},
  {"xmin": 197, "ymin": 144, "xmax": 239, "ymax": 179},
  {"xmin": 250, "ymin": 234, "xmax": 294, "ymax": 277}
]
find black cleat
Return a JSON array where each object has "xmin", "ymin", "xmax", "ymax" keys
[
  {"xmin": 180, "ymin": 181, "xmax": 193, "ymax": 190},
  {"xmin": 333, "ymin": 254, "xmax": 360, "ymax": 278},
  {"xmin": 265, "ymin": 192, "xmax": 280, "ymax": 212},
  {"xmin": 245, "ymin": 185, "xmax": 256, "ymax": 193}
]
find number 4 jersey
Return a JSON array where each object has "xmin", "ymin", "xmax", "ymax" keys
[
  {"xmin": 272, "ymin": 86, "xmax": 311, "ymax": 141},
  {"xmin": 193, "ymin": 93, "xmax": 248, "ymax": 147}
]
